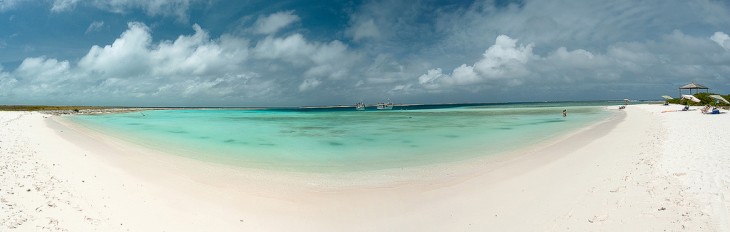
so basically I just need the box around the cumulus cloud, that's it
[0,22,261,105]
[336,0,730,102]
[711,31,730,50]
[253,34,313,62]
[414,28,730,99]
[253,10,300,35]
[0,19,365,105]
[11,57,78,98]
[418,35,533,89]
[5,0,730,105]
[151,26,250,77]
[253,34,360,81]
[417,68,446,89]
[79,22,154,77]
[77,22,252,80]
[15,57,71,81]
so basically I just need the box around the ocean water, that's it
[69,102,616,172]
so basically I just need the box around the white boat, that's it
[376,102,393,110]
[355,102,366,110]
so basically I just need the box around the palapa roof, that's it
[679,82,709,89]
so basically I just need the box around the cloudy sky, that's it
[0,0,729,106]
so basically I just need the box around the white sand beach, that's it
[1,104,727,231]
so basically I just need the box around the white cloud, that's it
[544,47,611,70]
[390,84,413,93]
[102,0,199,21]
[306,40,352,80]
[417,35,533,88]
[0,20,365,105]
[181,73,264,97]
[5,0,730,105]
[348,18,380,41]
[711,31,730,50]
[412,27,730,100]
[51,0,201,21]
[0,0,25,12]
[15,57,71,81]
[254,34,313,62]
[77,22,251,80]
[85,21,105,34]
[472,35,533,78]
[253,11,300,35]
[253,34,360,81]
[0,66,17,97]
[150,24,250,77]
[0,22,262,105]
[417,68,447,89]
[12,57,76,97]
[79,22,153,77]
[51,0,80,12]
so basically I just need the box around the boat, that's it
[376,101,393,110]
[355,102,366,111]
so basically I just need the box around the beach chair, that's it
[701,107,721,114]
[701,106,710,114]
[682,105,690,111]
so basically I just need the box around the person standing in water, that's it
[563,109,567,117]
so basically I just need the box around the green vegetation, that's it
[666,93,730,106]
[0,105,109,111]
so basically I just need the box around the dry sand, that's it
[0,104,725,231]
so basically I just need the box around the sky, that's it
[0,0,730,106]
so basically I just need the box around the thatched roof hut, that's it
[679,82,709,96]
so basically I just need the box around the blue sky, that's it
[1,0,729,106]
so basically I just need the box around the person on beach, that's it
[701,105,711,114]
[562,109,567,117]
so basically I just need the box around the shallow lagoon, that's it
[70,103,615,172]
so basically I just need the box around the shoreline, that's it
[58,105,615,174]
[0,105,720,231]
[51,106,619,189]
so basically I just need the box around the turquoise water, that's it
[69,102,615,172]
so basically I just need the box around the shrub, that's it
[667,93,730,106]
